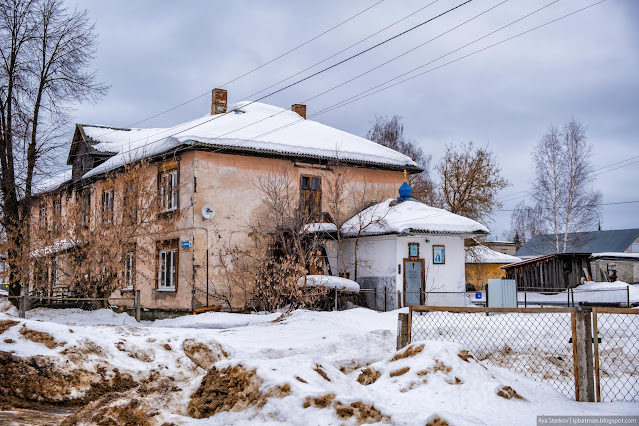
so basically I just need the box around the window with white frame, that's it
[157,241,177,290]
[102,189,114,223]
[159,168,178,212]
[52,198,61,234]
[123,245,135,290]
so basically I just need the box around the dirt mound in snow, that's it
[0,319,19,334]
[182,338,228,370]
[303,394,390,423]
[19,326,61,349]
[63,377,183,425]
[0,350,137,410]
[188,365,264,418]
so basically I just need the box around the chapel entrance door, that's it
[403,259,424,307]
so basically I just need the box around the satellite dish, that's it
[202,204,215,220]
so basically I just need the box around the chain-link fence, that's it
[410,306,577,398]
[593,308,639,402]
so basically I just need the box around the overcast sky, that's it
[64,0,639,238]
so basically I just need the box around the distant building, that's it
[515,229,639,259]
[589,253,639,284]
[465,245,521,291]
[483,241,517,256]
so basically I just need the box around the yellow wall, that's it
[464,263,508,291]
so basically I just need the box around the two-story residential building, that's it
[30,89,419,314]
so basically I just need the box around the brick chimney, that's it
[211,88,227,115]
[292,104,306,119]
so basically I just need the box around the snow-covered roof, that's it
[80,101,418,179]
[341,198,489,237]
[300,275,360,292]
[466,245,521,264]
[303,223,338,234]
[33,169,72,195]
[591,252,639,260]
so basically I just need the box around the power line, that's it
[101,0,386,131]
[76,0,474,163]
[210,0,511,141]
[497,200,639,212]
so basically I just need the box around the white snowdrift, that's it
[300,275,360,292]
[1,307,636,424]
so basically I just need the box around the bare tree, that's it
[436,142,508,224]
[508,201,547,245]
[531,118,601,252]
[0,0,106,297]
[367,115,437,205]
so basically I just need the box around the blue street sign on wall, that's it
[181,241,192,248]
[475,292,482,299]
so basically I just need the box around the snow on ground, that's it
[1,300,637,425]
[518,281,639,305]
[301,275,360,292]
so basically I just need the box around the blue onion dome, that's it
[398,181,412,201]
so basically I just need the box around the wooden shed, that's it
[501,253,593,291]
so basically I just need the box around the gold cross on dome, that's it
[403,169,407,182]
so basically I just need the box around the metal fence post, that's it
[134,290,141,322]
[627,286,630,308]
[572,308,595,402]
[334,288,338,311]
[397,312,409,350]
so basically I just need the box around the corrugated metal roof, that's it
[515,229,639,257]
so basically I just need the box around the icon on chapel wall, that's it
[408,243,419,258]
[433,245,445,264]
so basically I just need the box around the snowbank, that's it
[300,275,360,292]
[0,296,18,316]
[591,252,639,259]
[519,281,639,305]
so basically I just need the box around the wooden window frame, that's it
[156,239,178,292]
[408,242,420,258]
[52,197,61,234]
[102,189,114,224]
[433,245,446,265]
[300,174,322,220]
[123,181,138,225]
[158,161,179,215]
[122,244,136,291]
[80,189,91,227]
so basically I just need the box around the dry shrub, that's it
[3,338,14,344]
[417,360,452,376]
[458,350,475,362]
[426,415,449,426]
[389,367,410,378]
[303,394,335,409]
[0,320,19,334]
[357,368,381,385]
[163,343,171,351]
[188,365,264,419]
[496,386,524,400]
[338,360,362,375]
[314,365,330,382]
[390,344,424,362]
[182,339,227,370]
[19,326,60,349]
[295,376,307,384]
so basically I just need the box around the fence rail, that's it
[408,305,639,403]
[3,290,141,322]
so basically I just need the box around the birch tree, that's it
[531,118,601,252]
